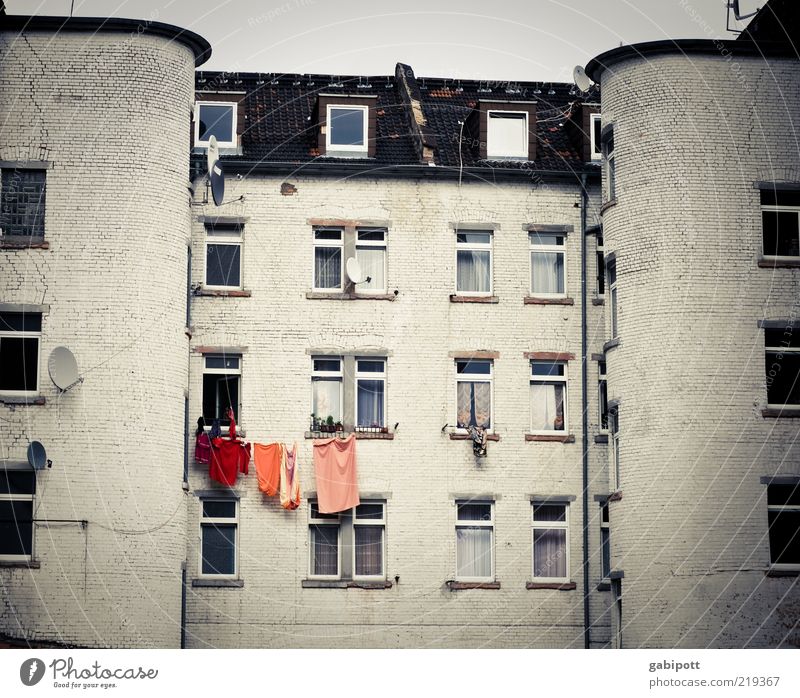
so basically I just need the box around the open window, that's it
[0,312,41,396]
[202,354,241,428]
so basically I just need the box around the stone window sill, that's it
[600,199,618,215]
[450,295,499,304]
[301,579,393,589]
[449,433,500,442]
[0,395,45,406]
[194,288,252,298]
[762,407,800,418]
[524,296,574,305]
[592,297,605,306]
[757,256,800,269]
[608,491,623,502]
[306,291,397,301]
[596,581,611,591]
[526,581,576,590]
[594,434,609,444]
[0,559,40,569]
[525,433,575,443]
[602,337,620,352]
[191,578,244,588]
[446,581,500,590]
[305,430,394,440]
[0,238,49,249]
[765,567,800,577]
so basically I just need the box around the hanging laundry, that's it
[313,433,359,514]
[280,442,301,510]
[209,418,222,441]
[253,442,283,497]
[209,408,250,487]
[195,417,211,464]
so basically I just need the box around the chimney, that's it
[395,62,437,164]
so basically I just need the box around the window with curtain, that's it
[455,359,492,429]
[529,232,565,296]
[205,224,242,289]
[486,110,528,159]
[355,228,387,293]
[532,502,569,580]
[354,502,385,577]
[200,499,238,577]
[313,228,343,290]
[356,358,386,429]
[456,231,492,295]
[309,501,340,577]
[456,501,493,581]
[530,360,567,432]
[311,357,343,423]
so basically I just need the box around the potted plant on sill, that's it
[334,420,344,432]
[325,415,335,433]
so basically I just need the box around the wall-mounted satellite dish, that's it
[48,346,82,391]
[573,65,592,93]
[27,441,49,470]
[206,134,220,174]
[346,257,370,285]
[210,160,225,206]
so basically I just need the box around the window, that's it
[355,228,387,294]
[455,500,494,581]
[767,484,800,567]
[0,312,41,395]
[355,358,386,430]
[610,405,620,491]
[765,327,799,407]
[312,356,343,424]
[532,502,569,581]
[0,468,35,561]
[0,169,46,240]
[455,230,492,296]
[486,110,528,159]
[202,354,241,428]
[602,128,616,201]
[607,258,618,338]
[598,360,608,431]
[308,499,386,580]
[530,360,567,433]
[761,189,800,258]
[455,359,492,430]
[590,113,602,161]
[600,504,611,580]
[529,232,565,296]
[199,498,238,577]
[195,102,237,148]
[313,228,343,291]
[326,105,368,153]
[205,224,242,289]
[596,233,605,296]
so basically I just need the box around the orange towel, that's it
[253,442,283,496]
[280,442,301,511]
[313,434,359,514]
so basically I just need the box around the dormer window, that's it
[327,105,368,152]
[487,110,528,159]
[195,101,237,148]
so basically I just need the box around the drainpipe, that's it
[580,173,590,649]
[180,562,187,649]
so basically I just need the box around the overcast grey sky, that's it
[9,0,761,80]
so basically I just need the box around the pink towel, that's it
[313,434,359,514]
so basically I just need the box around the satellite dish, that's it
[48,346,82,391]
[346,257,366,284]
[27,441,48,470]
[206,135,219,174]
[573,65,592,93]
[210,159,225,206]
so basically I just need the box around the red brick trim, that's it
[446,581,501,590]
[0,239,49,249]
[450,295,499,304]
[526,581,576,590]
[608,491,623,502]
[448,350,499,359]
[523,296,574,305]
[525,434,575,443]
[524,351,575,361]
[194,288,251,297]
[450,433,500,442]
[600,199,618,215]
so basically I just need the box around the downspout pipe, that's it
[580,173,591,649]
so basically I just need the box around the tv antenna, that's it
[727,1,760,32]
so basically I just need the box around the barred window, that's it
[0,169,46,239]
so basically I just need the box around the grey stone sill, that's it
[523,296,574,305]
[526,581,576,590]
[594,434,609,444]
[525,433,575,443]
[765,567,800,577]
[0,395,45,405]
[592,297,605,306]
[608,490,623,502]
[450,295,499,304]
[306,291,397,301]
[301,579,393,589]
[450,433,500,442]
[446,581,501,590]
[597,581,611,591]
[757,256,800,268]
[602,337,620,352]
[0,238,49,249]
[600,199,618,215]
[762,407,800,418]
[194,288,252,297]
[0,559,40,569]
[191,578,244,588]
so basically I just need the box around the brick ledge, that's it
[525,433,575,443]
[450,295,499,304]
[194,288,252,297]
[449,433,500,442]
[524,296,574,305]
[0,239,49,249]
[446,581,500,590]
[762,407,800,418]
[526,581,576,590]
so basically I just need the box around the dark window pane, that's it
[531,361,565,377]
[202,500,236,518]
[606,259,616,285]
[533,503,566,522]
[529,233,564,246]
[457,502,492,521]
[0,470,35,496]
[533,528,567,578]
[329,108,365,146]
[768,484,800,506]
[456,232,491,245]
[202,373,239,425]
[768,510,800,565]
[201,523,236,575]
[593,117,602,154]
[314,229,342,240]
[310,501,339,520]
[355,503,383,520]
[357,379,384,427]
[206,244,241,287]
[357,229,385,242]
[601,504,609,523]
[205,356,239,370]
[356,360,384,373]
[762,211,799,256]
[0,336,38,391]
[0,500,33,556]
[311,525,339,575]
[760,189,800,206]
[456,360,491,375]
[313,358,341,373]
[601,527,611,578]
[0,312,41,332]
[765,352,800,405]
[354,526,383,576]
[597,251,605,294]
[0,169,46,238]
[765,327,799,350]
[198,104,234,143]
[599,379,609,429]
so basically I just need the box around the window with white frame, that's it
[455,359,492,430]
[455,500,494,581]
[767,484,800,568]
[532,501,569,581]
[607,258,618,338]
[486,110,528,159]
[355,228,387,293]
[0,312,41,395]
[765,327,799,407]
[202,354,241,428]
[0,468,35,561]
[761,189,800,258]
[313,228,343,291]
[205,224,242,289]
[309,500,341,578]
[311,356,343,425]
[0,168,46,239]
[455,230,492,296]
[610,404,620,491]
[199,498,238,577]
[195,102,237,148]
[598,360,608,431]
[596,233,605,296]
[530,360,567,433]
[590,113,602,161]
[355,358,386,430]
[326,105,368,153]
[600,503,610,580]
[602,128,616,202]
[530,232,566,296]
[353,502,385,578]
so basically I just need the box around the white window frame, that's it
[767,484,800,571]
[455,499,495,583]
[353,501,386,580]
[312,227,344,292]
[598,360,608,433]
[0,469,35,563]
[529,360,568,434]
[765,330,800,408]
[311,356,344,424]
[202,354,241,431]
[355,228,387,294]
[590,113,602,161]
[761,202,800,261]
[354,358,387,431]
[486,110,528,159]
[326,104,369,154]
[194,101,237,148]
[204,225,243,290]
[198,498,239,579]
[308,502,342,580]
[529,232,567,298]
[596,233,605,297]
[531,501,570,583]
[454,359,494,433]
[610,405,620,491]
[607,258,618,339]
[0,314,41,397]
[600,503,611,581]
[455,230,493,297]
[603,129,616,202]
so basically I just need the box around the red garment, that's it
[195,432,212,464]
[313,434,359,514]
[209,408,250,486]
